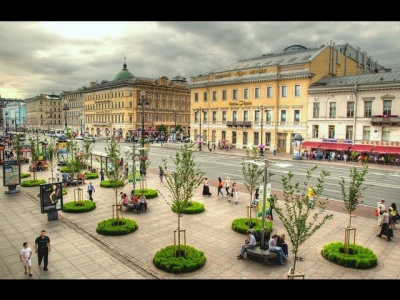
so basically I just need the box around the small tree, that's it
[80,138,95,172]
[241,147,264,222]
[46,139,58,181]
[271,165,333,276]
[160,143,205,257]
[105,136,128,221]
[338,162,368,253]
[15,135,24,162]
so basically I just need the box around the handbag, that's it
[374,209,379,216]
[387,228,394,238]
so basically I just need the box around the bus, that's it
[49,129,63,138]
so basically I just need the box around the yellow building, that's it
[189,43,385,154]
[64,61,191,140]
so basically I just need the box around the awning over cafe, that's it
[349,144,375,153]
[318,143,352,151]
[302,141,322,148]
[371,146,400,155]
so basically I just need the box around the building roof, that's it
[310,71,400,87]
[113,60,134,81]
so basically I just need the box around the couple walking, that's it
[219,176,238,204]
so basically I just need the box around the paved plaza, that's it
[0,145,399,279]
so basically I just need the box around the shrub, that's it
[129,189,158,199]
[153,245,206,274]
[321,242,377,269]
[96,218,138,236]
[99,180,125,188]
[171,201,205,214]
[20,172,31,178]
[84,172,99,179]
[63,200,96,213]
[21,179,46,187]
[231,218,273,234]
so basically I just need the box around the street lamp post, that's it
[5,111,8,135]
[173,109,177,141]
[63,103,70,129]
[198,107,203,151]
[139,91,150,175]
[257,105,265,156]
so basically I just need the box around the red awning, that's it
[302,141,322,148]
[349,144,375,153]
[372,146,400,155]
[318,143,352,151]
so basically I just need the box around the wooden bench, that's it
[66,179,83,186]
[246,246,278,264]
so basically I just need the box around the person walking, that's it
[228,182,239,204]
[217,177,224,197]
[377,199,386,226]
[100,169,105,181]
[20,242,33,276]
[159,166,164,182]
[87,182,95,201]
[377,209,391,241]
[224,177,231,196]
[389,203,398,230]
[35,230,51,271]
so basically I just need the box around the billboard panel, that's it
[40,182,63,214]
[3,161,21,186]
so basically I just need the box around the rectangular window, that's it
[364,101,372,117]
[363,126,370,141]
[244,89,249,100]
[222,111,227,122]
[212,91,217,101]
[222,90,227,101]
[294,85,301,97]
[221,130,226,140]
[195,111,199,122]
[266,133,271,146]
[312,125,319,138]
[382,126,390,142]
[266,87,272,98]
[254,88,260,99]
[294,110,300,123]
[346,125,353,140]
[203,112,208,122]
[203,92,208,102]
[212,111,217,123]
[233,90,238,100]
[243,132,248,145]
[255,110,260,122]
[383,100,392,115]
[232,131,237,144]
[266,110,272,122]
[254,132,259,146]
[313,102,320,118]
[232,111,237,122]
[194,93,199,102]
[243,110,249,122]
[280,110,287,122]
[329,102,336,118]
[347,101,354,117]
[281,86,287,98]
[328,125,335,139]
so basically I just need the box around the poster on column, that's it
[40,182,63,213]
[258,183,272,218]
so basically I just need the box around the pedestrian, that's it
[217,176,224,197]
[159,166,164,182]
[343,153,348,164]
[20,242,33,276]
[100,169,105,181]
[228,182,239,204]
[273,145,277,155]
[377,199,386,226]
[35,230,51,271]
[56,168,60,182]
[377,209,391,241]
[224,177,231,196]
[308,185,315,208]
[87,182,95,201]
[61,171,68,188]
[202,178,212,196]
[237,229,256,259]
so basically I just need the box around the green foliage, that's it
[65,141,82,181]
[84,173,99,179]
[231,218,273,234]
[133,189,158,199]
[171,201,205,214]
[45,139,57,181]
[272,165,333,273]
[80,138,94,170]
[321,242,377,269]
[159,143,205,257]
[338,163,369,227]
[21,179,46,187]
[241,148,264,208]
[153,245,206,274]
[99,180,125,188]
[62,200,96,213]
[60,166,79,173]
[96,218,138,236]
[20,172,31,178]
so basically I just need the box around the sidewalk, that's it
[0,145,399,279]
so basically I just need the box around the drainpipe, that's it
[353,83,358,145]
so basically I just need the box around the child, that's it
[20,242,33,276]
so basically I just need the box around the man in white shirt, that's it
[237,230,256,259]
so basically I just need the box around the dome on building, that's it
[113,59,134,80]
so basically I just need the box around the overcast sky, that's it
[1,21,399,99]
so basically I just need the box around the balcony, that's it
[226,121,252,128]
[371,115,400,126]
